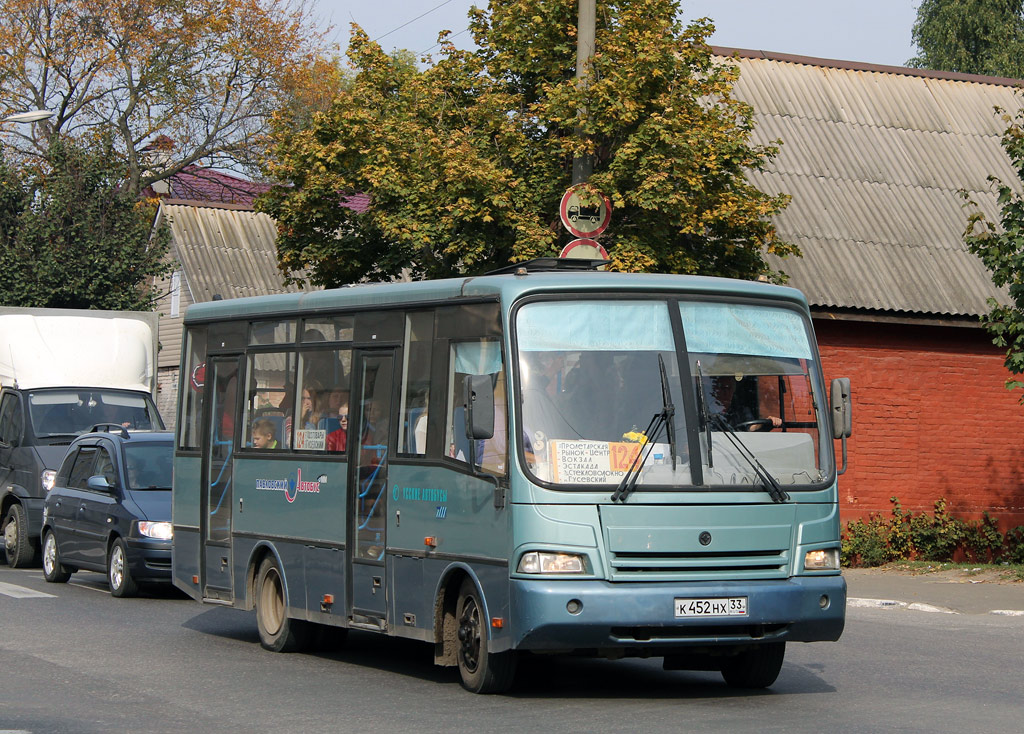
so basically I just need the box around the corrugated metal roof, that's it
[718,49,1022,318]
[159,200,310,304]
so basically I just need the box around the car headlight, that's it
[517,551,585,574]
[804,548,839,571]
[137,521,173,540]
[41,470,56,493]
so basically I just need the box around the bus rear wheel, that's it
[455,577,517,694]
[255,556,311,653]
[720,642,786,688]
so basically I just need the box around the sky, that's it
[313,1,921,68]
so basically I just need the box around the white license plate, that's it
[674,596,748,618]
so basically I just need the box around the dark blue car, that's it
[40,426,173,597]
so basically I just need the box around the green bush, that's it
[841,497,1021,567]
[1000,526,1024,564]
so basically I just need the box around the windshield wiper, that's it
[694,360,713,468]
[657,355,677,472]
[709,414,789,503]
[612,362,675,503]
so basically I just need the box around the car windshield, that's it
[514,298,831,490]
[124,442,173,490]
[28,389,164,437]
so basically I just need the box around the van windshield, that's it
[28,389,164,437]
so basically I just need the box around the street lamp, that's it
[1,109,54,124]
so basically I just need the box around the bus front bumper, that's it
[507,575,846,652]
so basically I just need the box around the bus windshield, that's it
[515,298,830,490]
[517,300,690,488]
[682,301,828,487]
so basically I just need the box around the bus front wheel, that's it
[720,641,786,688]
[455,577,517,693]
[255,556,311,653]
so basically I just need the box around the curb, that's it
[849,597,1024,616]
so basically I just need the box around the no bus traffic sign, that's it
[559,184,611,238]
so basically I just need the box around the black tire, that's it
[3,503,38,568]
[41,530,72,583]
[455,577,517,694]
[108,538,139,598]
[720,642,786,689]
[255,556,311,653]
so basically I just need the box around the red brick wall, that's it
[814,318,1024,531]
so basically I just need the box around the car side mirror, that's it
[86,475,114,492]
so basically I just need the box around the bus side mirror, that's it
[463,374,494,440]
[830,378,852,439]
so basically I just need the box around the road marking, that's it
[0,580,56,599]
[848,597,906,608]
[990,609,1024,616]
[68,581,109,594]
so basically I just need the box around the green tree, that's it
[964,106,1024,398]
[908,0,1024,77]
[0,135,171,310]
[259,0,794,286]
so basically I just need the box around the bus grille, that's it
[608,549,789,581]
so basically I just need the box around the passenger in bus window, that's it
[326,394,349,453]
[299,381,323,429]
[252,419,280,449]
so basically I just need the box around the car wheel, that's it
[42,530,72,583]
[108,538,138,598]
[720,642,786,689]
[455,577,517,693]
[3,503,38,568]
[255,556,311,652]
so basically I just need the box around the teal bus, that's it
[172,259,850,693]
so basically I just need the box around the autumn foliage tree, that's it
[0,0,341,196]
[259,0,794,285]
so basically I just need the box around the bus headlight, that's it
[804,548,839,571]
[41,470,56,493]
[137,521,173,540]
[517,551,585,574]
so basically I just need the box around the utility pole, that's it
[572,0,596,185]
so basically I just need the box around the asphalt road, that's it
[1,566,1021,734]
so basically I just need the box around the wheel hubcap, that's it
[110,546,124,589]
[43,536,56,574]
[458,597,481,673]
[260,568,284,635]
[4,520,16,551]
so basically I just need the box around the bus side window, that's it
[446,340,507,476]
[400,311,433,456]
[243,351,296,449]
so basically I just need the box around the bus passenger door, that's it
[200,356,240,601]
[348,350,394,627]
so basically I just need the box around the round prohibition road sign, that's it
[559,184,611,238]
[559,238,609,261]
